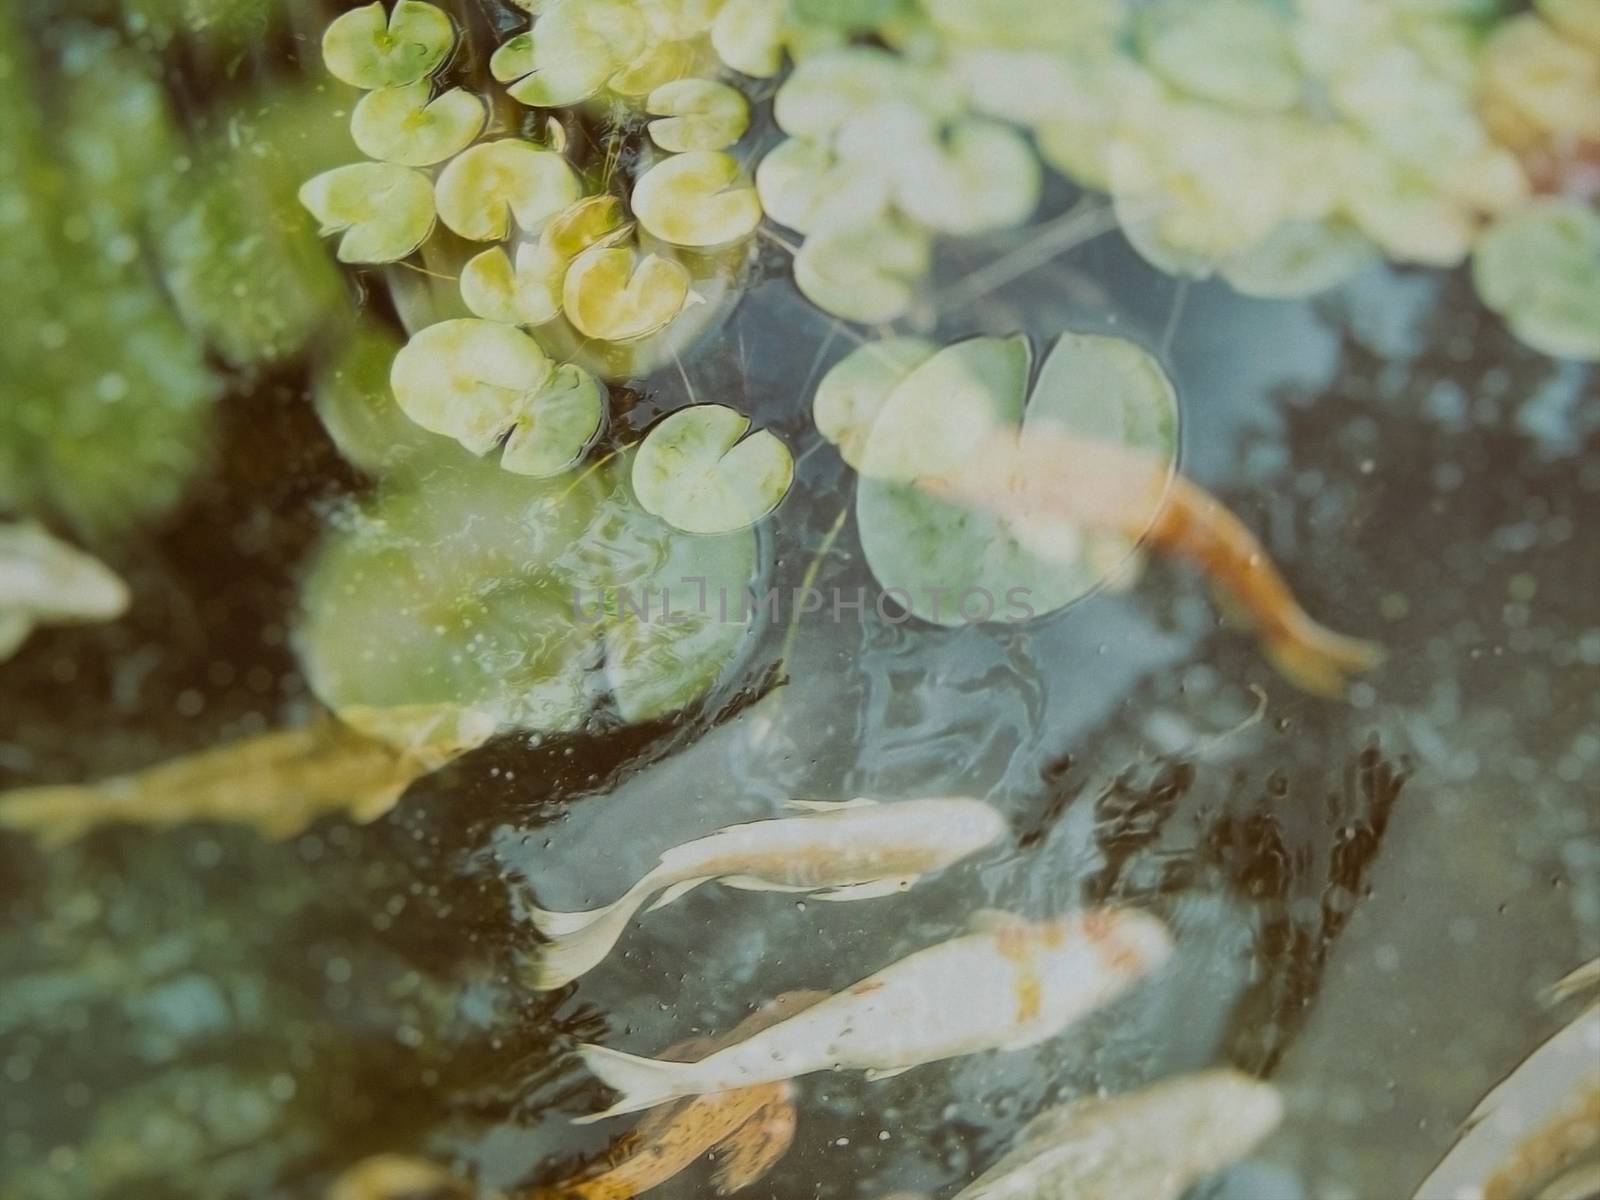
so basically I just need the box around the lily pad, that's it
[754,136,891,235]
[632,151,762,247]
[855,332,1179,625]
[298,162,435,263]
[322,0,455,90]
[773,46,955,139]
[793,215,929,324]
[489,2,645,107]
[1138,0,1301,114]
[350,82,485,166]
[609,38,703,97]
[296,454,758,737]
[813,337,936,469]
[1219,219,1377,299]
[435,140,581,241]
[646,79,751,152]
[563,238,692,342]
[460,244,566,327]
[711,0,787,77]
[1473,198,1600,361]
[632,404,794,534]
[890,118,1040,236]
[312,324,444,475]
[390,318,554,456]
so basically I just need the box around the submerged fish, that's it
[952,1068,1283,1200]
[0,706,491,845]
[326,1154,478,1200]
[575,907,1172,1123]
[926,430,1384,697]
[527,796,1006,990]
[0,519,129,661]
[538,991,825,1198]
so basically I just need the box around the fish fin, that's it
[810,876,920,902]
[967,908,1027,935]
[1543,958,1600,1007]
[865,1066,914,1082]
[785,797,878,812]
[525,875,665,990]
[719,876,815,893]
[1263,624,1384,699]
[644,875,713,912]
[0,613,34,662]
[712,1099,796,1193]
[573,1045,694,1124]
[0,783,118,848]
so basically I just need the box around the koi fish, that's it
[0,706,491,845]
[326,1154,478,1200]
[537,991,825,1198]
[574,907,1172,1123]
[0,519,129,661]
[1414,963,1600,1200]
[952,1068,1283,1200]
[926,429,1383,697]
[527,796,1006,990]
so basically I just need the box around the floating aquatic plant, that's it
[631,405,794,535]
[321,0,456,90]
[298,162,437,263]
[645,78,751,152]
[562,238,694,342]
[1473,199,1600,363]
[845,332,1177,625]
[632,151,763,247]
[389,319,605,476]
[296,452,758,741]
[349,80,485,167]
[434,140,581,243]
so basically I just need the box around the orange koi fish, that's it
[536,992,824,1198]
[927,429,1383,697]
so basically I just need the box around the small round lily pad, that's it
[435,140,581,241]
[773,46,955,139]
[390,318,554,455]
[1220,219,1377,299]
[490,2,645,107]
[794,215,929,324]
[460,244,566,327]
[609,38,702,97]
[632,404,793,534]
[563,238,692,342]
[755,136,890,235]
[298,162,436,263]
[646,79,751,152]
[322,0,455,90]
[855,332,1179,626]
[1473,198,1600,361]
[632,151,761,247]
[813,337,936,469]
[711,0,787,77]
[350,82,485,166]
[501,363,608,477]
[891,118,1040,236]
[1138,0,1301,114]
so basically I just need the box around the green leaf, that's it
[562,238,692,342]
[813,337,937,470]
[1473,198,1600,362]
[646,78,751,152]
[299,161,437,263]
[434,139,581,242]
[793,214,929,324]
[321,0,455,90]
[389,318,555,456]
[350,82,485,166]
[631,404,793,534]
[855,333,1179,626]
[631,150,762,248]
[311,324,446,475]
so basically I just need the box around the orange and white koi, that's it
[575,908,1172,1123]
[952,1068,1283,1200]
[537,992,824,1198]
[528,796,1006,990]
[927,429,1383,696]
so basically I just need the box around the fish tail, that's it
[572,1045,696,1124]
[1263,619,1386,699]
[0,784,116,848]
[525,872,672,991]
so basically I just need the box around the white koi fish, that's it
[0,520,129,661]
[574,907,1172,1123]
[953,1068,1283,1200]
[528,796,1006,990]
